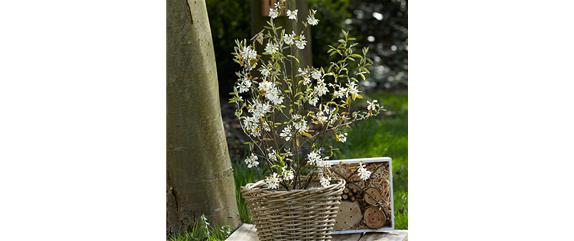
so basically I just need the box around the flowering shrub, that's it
[229,0,381,190]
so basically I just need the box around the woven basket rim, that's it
[241,178,345,197]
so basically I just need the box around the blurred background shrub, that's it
[206,0,251,96]
[206,0,407,96]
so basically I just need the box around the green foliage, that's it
[167,214,231,241]
[393,190,408,230]
[206,0,251,96]
[309,0,351,69]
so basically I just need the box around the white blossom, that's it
[258,81,274,94]
[274,2,281,9]
[248,99,271,119]
[269,8,279,19]
[259,81,284,106]
[357,161,372,180]
[293,116,307,132]
[282,167,294,180]
[348,82,359,97]
[265,42,278,55]
[315,82,328,96]
[306,150,323,166]
[265,172,279,189]
[237,77,251,93]
[283,148,293,157]
[334,90,344,99]
[259,67,271,77]
[245,153,259,168]
[295,35,306,49]
[318,160,331,168]
[317,111,327,123]
[367,100,378,111]
[280,125,292,141]
[309,97,319,106]
[268,149,278,162]
[320,175,331,187]
[307,9,319,26]
[269,91,284,105]
[337,133,348,143]
[240,45,257,62]
[303,76,311,85]
[287,9,298,20]
[283,31,295,45]
[243,116,261,137]
[311,69,322,80]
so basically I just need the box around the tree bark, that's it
[167,0,241,236]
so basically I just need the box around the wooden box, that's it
[327,157,395,234]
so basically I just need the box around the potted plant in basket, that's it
[229,0,382,240]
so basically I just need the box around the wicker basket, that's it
[240,178,345,241]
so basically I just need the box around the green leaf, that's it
[287,55,300,63]
[301,132,312,138]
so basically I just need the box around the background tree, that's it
[166,0,241,236]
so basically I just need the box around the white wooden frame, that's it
[327,157,394,234]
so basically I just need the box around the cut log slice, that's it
[364,206,386,229]
[334,201,362,231]
[364,187,381,206]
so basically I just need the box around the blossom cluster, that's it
[357,161,372,180]
[230,0,380,190]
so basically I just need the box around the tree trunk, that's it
[166,0,241,236]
